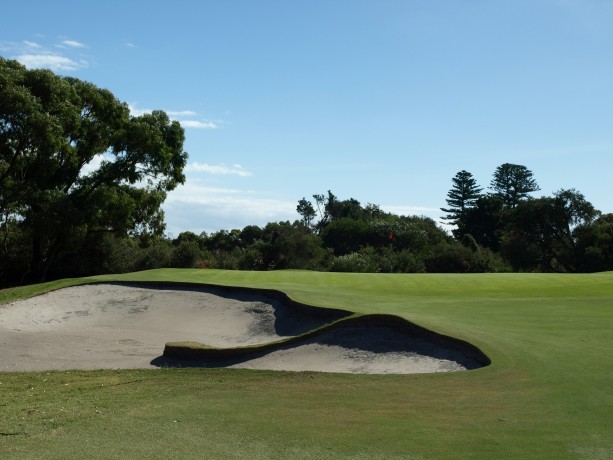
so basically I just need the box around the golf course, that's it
[1,269,612,459]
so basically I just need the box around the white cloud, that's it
[125,42,136,48]
[16,53,85,72]
[60,40,87,48]
[128,104,218,129]
[23,40,42,49]
[178,120,218,129]
[127,104,151,117]
[185,162,253,177]
[4,37,89,72]
[381,205,440,216]
[166,110,197,117]
[163,181,298,234]
[79,154,107,177]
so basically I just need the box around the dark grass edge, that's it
[163,313,491,367]
[1,278,491,369]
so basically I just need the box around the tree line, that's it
[441,165,612,272]
[1,56,612,288]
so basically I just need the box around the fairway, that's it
[1,269,612,459]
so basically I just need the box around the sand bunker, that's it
[0,283,488,374]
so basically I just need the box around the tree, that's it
[0,57,187,283]
[312,191,364,232]
[490,163,540,208]
[441,170,482,237]
[575,214,613,272]
[462,195,506,251]
[500,189,598,272]
[296,198,316,231]
[321,217,370,255]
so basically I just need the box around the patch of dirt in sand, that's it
[0,284,488,374]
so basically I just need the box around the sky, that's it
[2,0,613,236]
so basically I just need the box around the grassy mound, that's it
[162,310,490,371]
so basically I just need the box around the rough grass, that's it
[1,269,612,459]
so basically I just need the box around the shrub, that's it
[330,252,378,273]
[171,241,201,268]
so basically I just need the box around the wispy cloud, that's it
[16,53,86,72]
[2,37,89,72]
[23,40,42,49]
[128,104,219,129]
[127,104,151,117]
[163,181,297,234]
[179,120,218,129]
[185,162,253,177]
[381,205,440,216]
[59,39,87,48]
[166,110,198,117]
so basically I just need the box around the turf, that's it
[1,269,612,459]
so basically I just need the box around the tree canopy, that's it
[490,163,540,208]
[0,57,187,282]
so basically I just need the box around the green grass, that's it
[1,269,612,459]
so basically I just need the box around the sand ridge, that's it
[0,283,488,374]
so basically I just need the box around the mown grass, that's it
[1,269,612,459]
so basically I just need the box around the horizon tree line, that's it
[1,56,611,287]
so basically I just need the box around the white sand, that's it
[0,284,484,374]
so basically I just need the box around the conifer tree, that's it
[490,163,540,208]
[441,170,483,236]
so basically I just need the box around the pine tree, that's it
[441,170,483,233]
[490,163,540,208]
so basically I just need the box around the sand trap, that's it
[0,283,488,374]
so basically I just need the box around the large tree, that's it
[574,213,613,272]
[441,170,483,237]
[490,163,540,208]
[501,189,598,272]
[0,57,187,282]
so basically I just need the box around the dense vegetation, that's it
[0,57,187,287]
[1,57,612,287]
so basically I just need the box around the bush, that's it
[425,244,474,273]
[171,241,201,268]
[135,240,172,270]
[330,252,378,273]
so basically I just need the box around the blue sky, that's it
[2,0,613,236]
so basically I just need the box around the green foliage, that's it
[321,217,370,255]
[501,189,599,272]
[441,170,483,234]
[239,225,263,247]
[171,241,201,268]
[462,195,506,251]
[296,198,316,230]
[460,233,479,252]
[134,239,172,270]
[259,221,329,270]
[424,243,475,273]
[0,57,187,283]
[575,214,613,272]
[490,163,540,208]
[330,251,378,273]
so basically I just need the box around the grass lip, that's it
[157,282,491,372]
